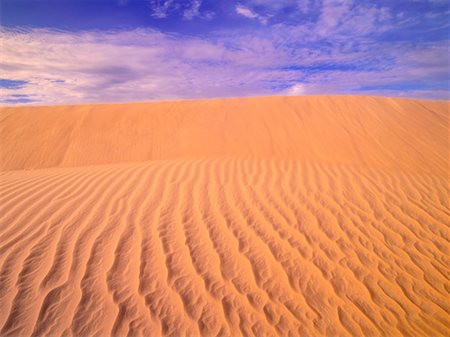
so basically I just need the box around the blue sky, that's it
[1,0,449,105]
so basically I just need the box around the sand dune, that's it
[0,96,449,337]
[1,96,448,176]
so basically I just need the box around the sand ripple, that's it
[0,158,448,337]
[1,96,448,336]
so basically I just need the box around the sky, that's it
[0,0,449,105]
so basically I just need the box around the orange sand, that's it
[0,96,449,337]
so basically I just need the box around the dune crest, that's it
[1,96,448,175]
[0,96,449,337]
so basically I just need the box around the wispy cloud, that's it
[235,4,268,24]
[183,0,201,20]
[149,0,175,18]
[149,0,209,20]
[285,83,307,96]
[0,27,281,104]
[1,0,448,105]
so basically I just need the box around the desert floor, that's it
[0,96,449,337]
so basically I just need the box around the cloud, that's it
[183,0,201,20]
[149,0,210,20]
[285,83,307,95]
[235,4,268,24]
[149,0,175,18]
[314,0,393,38]
[235,5,258,19]
[0,27,287,105]
[1,1,448,105]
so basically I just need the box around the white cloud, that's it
[236,5,268,24]
[236,5,258,19]
[1,5,448,106]
[183,0,202,20]
[149,0,175,18]
[285,83,307,95]
[0,28,288,105]
[149,0,210,20]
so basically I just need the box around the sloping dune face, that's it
[0,96,449,337]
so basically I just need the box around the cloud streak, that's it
[235,4,268,24]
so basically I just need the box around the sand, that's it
[0,95,448,337]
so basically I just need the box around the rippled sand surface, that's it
[0,96,448,337]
